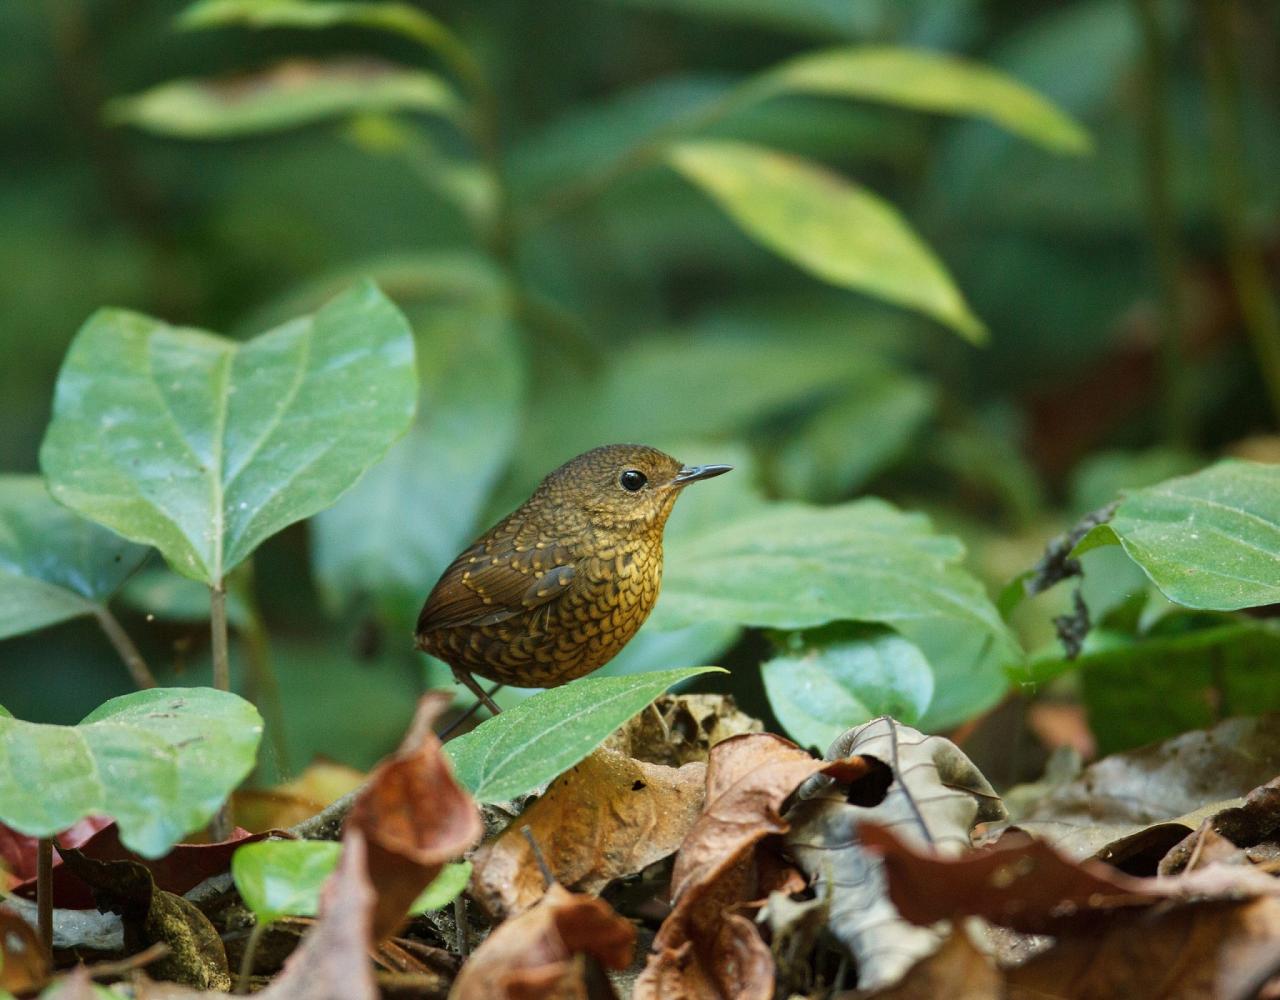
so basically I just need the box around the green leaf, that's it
[650,499,1020,728]
[180,0,467,65]
[589,0,865,39]
[0,688,262,857]
[40,281,417,585]
[313,273,523,627]
[109,59,460,140]
[233,839,470,922]
[755,46,1090,155]
[763,626,934,751]
[0,476,149,639]
[445,667,724,802]
[1075,460,1280,612]
[667,140,985,341]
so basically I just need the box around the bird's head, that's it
[538,443,732,532]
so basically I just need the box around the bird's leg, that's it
[437,682,504,740]
[452,669,504,715]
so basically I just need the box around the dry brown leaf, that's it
[633,732,870,1000]
[346,692,483,940]
[1013,715,1280,859]
[234,761,365,832]
[785,717,1005,991]
[1160,777,1280,876]
[471,747,706,918]
[0,906,48,993]
[449,883,635,1000]
[604,694,763,766]
[1006,897,1280,1000]
[848,929,1002,1000]
[58,848,230,991]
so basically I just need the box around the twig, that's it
[83,942,169,980]
[37,837,54,964]
[92,605,157,690]
[1203,0,1280,423]
[453,896,468,960]
[521,826,554,889]
[210,581,231,692]
[236,919,271,993]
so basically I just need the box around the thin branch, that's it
[1203,0,1280,423]
[210,581,231,692]
[92,605,157,690]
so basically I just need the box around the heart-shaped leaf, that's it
[41,281,417,585]
[445,667,725,803]
[313,270,524,626]
[668,140,984,341]
[1076,460,1280,611]
[651,499,1020,728]
[763,626,935,750]
[232,839,470,924]
[0,476,149,640]
[0,688,262,858]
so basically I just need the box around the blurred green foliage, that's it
[4,0,1280,781]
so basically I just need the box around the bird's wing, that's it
[416,526,577,633]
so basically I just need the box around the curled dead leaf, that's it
[471,747,706,918]
[58,848,230,991]
[784,717,1004,991]
[634,732,869,1000]
[1160,777,1280,876]
[346,692,483,940]
[449,883,634,1000]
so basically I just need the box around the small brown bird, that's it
[415,444,731,713]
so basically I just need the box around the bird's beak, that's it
[671,464,733,487]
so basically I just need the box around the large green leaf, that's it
[0,688,262,857]
[667,140,985,341]
[0,476,149,639]
[755,47,1090,154]
[445,667,724,802]
[650,499,1021,728]
[312,280,523,627]
[40,282,417,585]
[233,839,469,922]
[109,59,459,140]
[1076,460,1280,611]
[763,626,934,751]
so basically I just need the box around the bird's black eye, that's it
[619,469,647,492]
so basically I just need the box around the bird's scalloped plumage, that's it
[415,444,717,687]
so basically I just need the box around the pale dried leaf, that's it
[785,716,1004,991]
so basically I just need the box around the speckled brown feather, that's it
[415,444,719,688]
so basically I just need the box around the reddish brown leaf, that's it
[0,907,48,994]
[471,748,706,918]
[1,815,113,887]
[449,883,635,1000]
[10,823,281,908]
[1006,897,1280,1000]
[861,822,1280,936]
[345,692,483,940]
[634,733,869,1000]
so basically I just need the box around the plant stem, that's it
[1131,0,1192,447]
[229,562,292,776]
[236,919,270,993]
[93,605,157,690]
[37,836,53,963]
[210,581,231,692]
[1203,0,1280,423]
